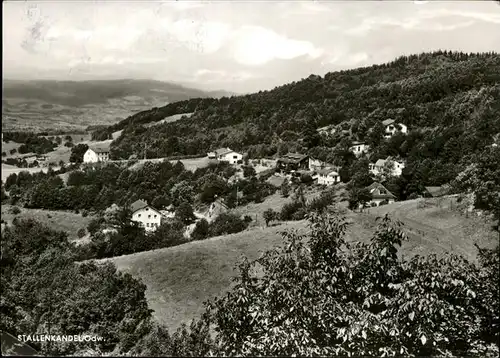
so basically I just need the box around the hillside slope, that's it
[106,51,500,187]
[2,79,232,133]
[103,197,497,331]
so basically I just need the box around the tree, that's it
[367,121,385,147]
[171,181,195,207]
[175,202,196,225]
[69,143,89,163]
[280,178,291,198]
[453,146,500,236]
[191,219,210,241]
[242,165,256,178]
[348,187,372,210]
[205,212,499,356]
[263,208,278,227]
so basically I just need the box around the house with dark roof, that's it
[382,119,408,138]
[207,147,243,164]
[83,143,111,163]
[366,182,396,206]
[424,184,452,198]
[130,199,163,232]
[276,153,309,173]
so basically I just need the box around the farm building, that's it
[382,119,408,138]
[130,199,163,232]
[83,144,110,163]
[366,182,396,206]
[316,169,341,186]
[277,153,309,173]
[207,148,243,164]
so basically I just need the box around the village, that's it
[67,117,450,236]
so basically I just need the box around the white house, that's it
[365,182,396,207]
[83,145,110,163]
[382,119,408,138]
[369,158,405,177]
[316,169,341,186]
[309,157,329,171]
[130,199,163,232]
[207,148,243,165]
[350,141,370,156]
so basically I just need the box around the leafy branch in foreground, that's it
[204,212,499,357]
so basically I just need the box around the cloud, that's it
[231,25,324,66]
[160,19,231,54]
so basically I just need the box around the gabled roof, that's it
[279,153,309,163]
[88,143,110,153]
[382,119,395,127]
[130,199,149,213]
[366,182,396,199]
[425,185,451,197]
[374,159,386,167]
[214,148,234,156]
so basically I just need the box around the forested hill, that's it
[103,51,500,185]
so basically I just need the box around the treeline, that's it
[100,51,499,188]
[3,160,276,213]
[2,131,58,154]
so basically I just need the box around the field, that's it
[1,164,61,182]
[100,196,498,331]
[1,205,93,241]
[144,113,193,128]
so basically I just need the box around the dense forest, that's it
[95,51,499,190]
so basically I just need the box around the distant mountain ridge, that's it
[1,79,233,133]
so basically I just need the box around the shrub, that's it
[209,213,249,237]
[280,200,304,221]
[81,210,89,217]
[263,208,278,227]
[192,219,210,241]
[77,228,86,238]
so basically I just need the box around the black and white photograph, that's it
[1,0,499,356]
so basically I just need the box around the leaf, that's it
[409,311,415,321]
[361,330,367,339]
[421,334,427,345]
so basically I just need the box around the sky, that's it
[3,0,500,94]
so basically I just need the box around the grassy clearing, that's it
[1,205,93,241]
[1,165,61,183]
[101,196,497,331]
[102,220,307,331]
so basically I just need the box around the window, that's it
[146,208,149,211]
[233,155,237,159]
[138,214,141,217]
[154,215,157,218]
[148,215,151,219]
[146,223,150,227]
